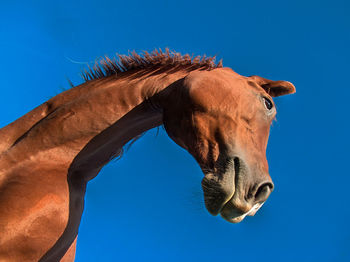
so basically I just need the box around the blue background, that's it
[1,1,349,261]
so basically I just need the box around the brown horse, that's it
[0,49,295,261]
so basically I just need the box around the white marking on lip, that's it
[231,202,265,222]
[221,202,266,223]
[246,202,264,216]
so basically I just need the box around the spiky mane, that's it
[81,48,223,81]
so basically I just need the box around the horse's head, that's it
[161,67,295,223]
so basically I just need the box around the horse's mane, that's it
[81,48,223,82]
[80,48,222,162]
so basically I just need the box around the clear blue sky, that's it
[1,1,349,261]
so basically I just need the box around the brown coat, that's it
[0,49,295,261]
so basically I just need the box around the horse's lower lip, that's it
[220,214,246,223]
[220,202,265,223]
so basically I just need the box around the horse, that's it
[0,49,295,261]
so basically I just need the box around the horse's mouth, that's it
[220,202,264,223]
[201,158,272,223]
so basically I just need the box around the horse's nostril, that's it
[254,182,274,203]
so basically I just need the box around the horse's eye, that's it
[263,97,273,110]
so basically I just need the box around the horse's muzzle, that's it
[201,155,274,223]
[220,181,274,223]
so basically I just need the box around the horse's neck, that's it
[0,79,108,154]
[0,70,187,176]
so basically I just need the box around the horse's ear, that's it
[249,75,296,97]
